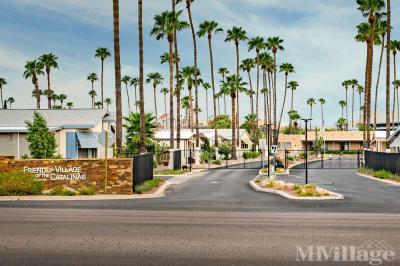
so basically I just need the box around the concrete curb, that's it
[357,172,400,187]
[154,169,206,177]
[249,178,344,201]
[258,168,289,176]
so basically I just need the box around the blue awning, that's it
[76,131,101,149]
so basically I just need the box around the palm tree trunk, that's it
[46,70,51,109]
[277,73,288,138]
[138,0,146,153]
[205,89,209,123]
[345,88,348,130]
[231,93,237,160]
[393,52,397,129]
[189,87,193,130]
[321,104,324,128]
[256,50,260,123]
[247,70,254,114]
[310,106,313,130]
[125,83,131,113]
[268,71,272,128]
[352,86,355,128]
[0,89,3,108]
[273,52,277,144]
[366,16,376,148]
[386,0,391,143]
[172,0,181,149]
[135,85,138,113]
[168,37,175,149]
[235,42,240,147]
[374,35,385,130]
[363,42,369,147]
[397,88,399,125]
[34,79,40,109]
[101,59,104,108]
[289,89,294,128]
[113,0,122,154]
[208,33,218,145]
[153,85,158,122]
[359,92,362,123]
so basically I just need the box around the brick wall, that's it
[0,157,133,195]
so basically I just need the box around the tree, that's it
[38,53,59,109]
[288,81,299,126]
[248,36,265,123]
[0,78,7,109]
[124,112,157,154]
[393,80,400,125]
[95,47,111,108]
[138,0,145,153]
[105,98,112,111]
[349,79,359,128]
[180,66,197,129]
[161,87,169,127]
[357,85,365,122]
[319,98,326,129]
[339,100,347,120]
[267,36,284,141]
[225,26,248,147]
[66,102,73,109]
[208,115,231,129]
[51,93,59,107]
[288,110,301,134]
[23,60,44,109]
[87,73,98,96]
[240,58,255,114]
[202,82,211,123]
[198,20,223,146]
[246,89,255,115]
[58,94,67,108]
[89,90,97,108]
[337,117,347,131]
[386,0,391,142]
[306,98,316,130]
[181,95,190,128]
[146,72,164,123]
[121,75,132,113]
[151,10,189,149]
[277,63,295,138]
[130,77,139,113]
[218,67,229,115]
[95,101,103,109]
[341,80,352,126]
[390,40,400,129]
[25,112,57,159]
[7,97,15,109]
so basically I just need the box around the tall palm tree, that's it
[0,78,7,108]
[337,117,347,131]
[58,94,67,108]
[151,10,189,148]
[357,0,385,148]
[66,102,73,109]
[38,53,58,109]
[288,110,301,134]
[87,73,98,95]
[306,98,316,130]
[240,58,255,114]
[394,80,400,125]
[138,0,146,153]
[221,74,247,159]
[180,66,196,129]
[202,82,211,123]
[246,89,255,115]
[161,87,169,128]
[51,93,59,107]
[7,97,15,109]
[23,60,44,109]
[248,36,265,123]
[386,0,391,141]
[277,63,295,136]
[146,72,164,123]
[198,20,223,146]
[95,47,111,108]
[341,80,352,126]
[339,100,347,118]
[349,79,359,128]
[319,98,326,128]
[95,101,103,109]
[225,26,248,146]
[89,90,97,108]
[181,95,190,128]
[267,36,284,140]
[390,40,400,129]
[105,98,112,111]
[130,77,139,113]
[218,67,229,115]
[121,75,132,113]
[357,85,365,123]
[288,80,299,127]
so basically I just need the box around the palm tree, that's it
[122,75,132,113]
[105,98,112,111]
[337,117,347,131]
[339,100,347,119]
[225,26,248,146]
[95,101,103,109]
[38,53,58,109]
[51,93,59,107]
[151,10,189,148]
[240,58,255,114]
[357,85,365,122]
[218,67,229,115]
[0,78,7,108]
[221,74,247,159]
[390,40,400,129]
[267,36,284,140]
[277,63,295,136]
[23,60,44,109]
[306,98,316,130]
[202,82,211,123]
[89,90,97,108]
[138,0,145,153]
[87,73,98,94]
[161,87,169,125]
[319,98,326,128]
[124,112,157,153]
[181,95,190,128]
[146,72,164,123]
[246,89,255,115]
[288,81,299,126]
[348,79,359,128]
[58,94,67,108]
[288,110,301,134]
[248,36,265,123]
[198,20,223,146]
[95,47,111,108]
[393,80,400,125]
[341,80,352,126]
[130,77,139,113]
[357,0,385,148]
[386,0,391,141]
[180,66,196,129]
[66,102,74,109]
[7,97,14,109]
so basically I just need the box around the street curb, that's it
[357,172,400,187]
[249,178,344,201]
[154,169,206,177]
[258,168,289,176]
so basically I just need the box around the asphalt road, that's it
[1,163,400,265]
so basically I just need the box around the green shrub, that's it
[212,160,222,165]
[78,187,96,195]
[49,188,77,196]
[0,172,43,196]
[21,154,29,159]
[134,178,163,194]
[155,170,188,175]
[374,170,392,179]
[218,141,231,160]
[243,151,260,159]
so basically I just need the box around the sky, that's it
[0,0,399,127]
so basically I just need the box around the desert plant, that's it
[0,172,43,196]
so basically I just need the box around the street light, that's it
[263,123,271,179]
[301,118,312,185]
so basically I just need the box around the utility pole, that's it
[301,119,312,184]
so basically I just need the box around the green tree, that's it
[341,80,352,125]
[306,98,316,130]
[319,98,326,128]
[121,75,132,113]
[240,58,255,114]
[95,101,103,109]
[277,63,295,136]
[208,115,232,129]
[218,67,229,115]
[180,66,197,129]
[288,110,301,134]
[23,60,44,109]
[66,102,73,109]
[105,98,112,111]
[95,47,111,108]
[339,100,347,118]
[25,112,57,159]
[58,94,67,108]
[0,78,7,108]
[51,93,59,107]
[357,85,365,123]
[124,113,157,153]
[181,95,190,128]
[146,72,164,123]
[202,82,211,123]
[38,53,59,109]
[350,79,359,128]
[337,117,347,131]
[88,90,97,108]
[130,77,139,113]
[7,97,15,109]
[161,87,169,124]
[288,81,299,127]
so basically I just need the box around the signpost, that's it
[98,130,114,194]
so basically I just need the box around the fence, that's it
[288,149,361,169]
[364,150,400,174]
[133,153,153,191]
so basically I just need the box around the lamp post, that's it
[264,123,271,179]
[301,118,312,184]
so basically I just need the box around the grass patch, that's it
[155,170,189,175]
[0,171,43,196]
[359,167,400,182]
[78,187,96,195]
[49,188,77,196]
[134,178,164,194]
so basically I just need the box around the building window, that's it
[241,142,249,149]
[340,142,350,151]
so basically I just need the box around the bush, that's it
[0,172,43,196]
[134,178,163,194]
[374,169,392,179]
[78,187,96,195]
[212,160,222,165]
[218,141,231,160]
[243,151,260,159]
[49,188,77,196]
[155,170,188,175]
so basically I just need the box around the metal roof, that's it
[77,131,102,149]
[0,109,112,131]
